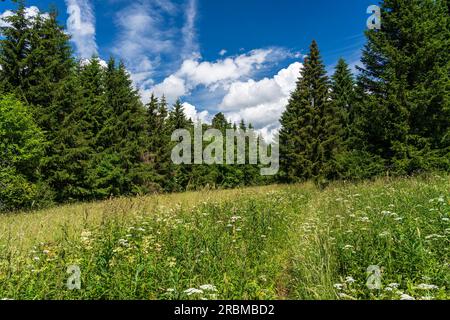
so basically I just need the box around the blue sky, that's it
[1,0,375,139]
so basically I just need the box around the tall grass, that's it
[0,175,448,300]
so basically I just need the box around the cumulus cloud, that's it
[222,62,302,141]
[146,48,291,104]
[0,6,48,28]
[182,102,211,123]
[150,75,188,104]
[65,0,97,58]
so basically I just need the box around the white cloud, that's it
[145,48,290,104]
[65,0,97,58]
[221,62,302,141]
[182,102,211,123]
[110,0,186,94]
[181,0,199,59]
[150,75,188,104]
[219,49,227,56]
[80,57,108,68]
[0,6,49,28]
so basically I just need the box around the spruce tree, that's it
[279,40,338,183]
[356,0,450,173]
[46,70,93,201]
[91,59,152,197]
[331,58,354,144]
[0,0,31,101]
[167,99,192,191]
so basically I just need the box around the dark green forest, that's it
[0,0,449,212]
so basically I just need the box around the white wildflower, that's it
[379,231,390,237]
[425,234,445,240]
[416,284,439,290]
[199,284,217,292]
[333,283,344,290]
[230,216,242,223]
[400,294,415,300]
[184,288,204,295]
[345,276,355,284]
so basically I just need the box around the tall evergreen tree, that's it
[46,69,92,201]
[167,99,193,190]
[356,0,450,173]
[279,40,339,183]
[331,58,355,144]
[26,8,73,129]
[90,59,152,197]
[0,0,31,101]
[146,95,174,191]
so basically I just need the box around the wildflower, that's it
[199,284,217,292]
[33,256,40,261]
[345,276,355,284]
[379,231,390,237]
[400,294,415,300]
[42,250,50,255]
[137,227,146,232]
[333,284,344,290]
[118,239,129,247]
[425,234,445,240]
[230,216,241,223]
[81,230,92,242]
[416,284,439,290]
[387,283,400,288]
[342,245,354,250]
[166,288,175,293]
[437,196,445,204]
[184,288,204,295]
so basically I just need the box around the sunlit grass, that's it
[0,175,448,300]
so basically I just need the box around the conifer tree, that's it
[0,0,31,100]
[90,59,152,197]
[331,58,354,144]
[167,99,192,191]
[279,40,338,183]
[46,70,92,201]
[356,0,450,173]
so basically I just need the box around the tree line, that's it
[1,0,449,212]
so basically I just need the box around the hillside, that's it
[1,174,449,300]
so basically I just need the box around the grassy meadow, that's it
[0,174,449,300]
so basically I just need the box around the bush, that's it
[0,95,48,212]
